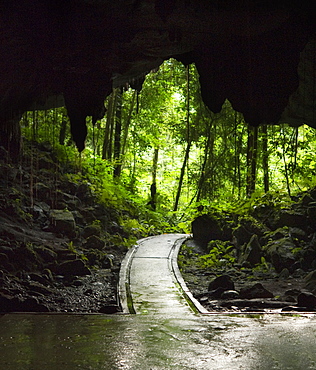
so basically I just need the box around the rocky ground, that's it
[180,241,309,313]
[180,190,316,313]
[0,141,129,313]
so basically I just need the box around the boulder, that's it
[192,214,223,248]
[232,225,252,248]
[304,270,316,291]
[79,207,98,224]
[276,211,307,230]
[264,237,296,272]
[0,293,49,312]
[301,248,316,270]
[239,283,274,299]
[208,274,234,291]
[35,246,58,263]
[289,227,307,240]
[297,292,316,309]
[240,234,262,266]
[50,209,76,237]
[84,235,105,250]
[57,259,91,277]
[283,288,301,302]
[83,224,102,239]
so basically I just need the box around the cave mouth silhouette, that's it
[0,1,315,152]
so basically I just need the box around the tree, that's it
[174,66,191,212]
[113,88,123,177]
[261,124,270,193]
[102,88,118,160]
[246,124,258,197]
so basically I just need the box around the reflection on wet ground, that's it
[1,313,316,369]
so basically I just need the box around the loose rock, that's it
[239,283,274,299]
[208,274,235,291]
[50,209,76,237]
[57,259,91,277]
[297,292,316,309]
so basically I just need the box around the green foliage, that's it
[179,239,236,271]
[231,190,292,216]
[197,240,236,268]
[19,58,316,237]
[177,243,197,269]
[251,256,271,273]
[120,218,149,240]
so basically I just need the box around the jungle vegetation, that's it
[20,59,316,231]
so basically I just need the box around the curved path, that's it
[119,233,208,315]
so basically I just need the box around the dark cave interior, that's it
[0,0,316,151]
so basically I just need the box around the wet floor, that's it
[2,235,316,369]
[1,313,316,369]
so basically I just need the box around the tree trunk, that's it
[196,119,213,203]
[246,124,258,197]
[121,89,137,158]
[102,88,118,160]
[148,147,159,210]
[113,88,123,177]
[293,126,299,171]
[173,65,191,212]
[281,127,292,197]
[261,124,269,193]
[59,114,67,145]
[173,140,191,212]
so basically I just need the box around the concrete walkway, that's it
[119,233,208,315]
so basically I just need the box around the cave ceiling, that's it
[0,0,316,150]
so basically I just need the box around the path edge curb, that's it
[170,236,210,314]
[118,244,137,313]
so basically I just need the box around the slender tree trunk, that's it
[121,89,137,158]
[196,139,209,203]
[261,124,270,193]
[152,148,159,185]
[236,123,246,198]
[281,127,292,197]
[102,88,118,160]
[246,124,258,197]
[293,126,299,171]
[113,88,123,178]
[282,150,291,197]
[196,120,213,203]
[174,141,191,212]
[207,122,216,200]
[173,65,191,212]
[148,147,159,210]
[233,111,238,196]
[59,114,67,145]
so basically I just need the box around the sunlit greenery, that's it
[20,58,316,231]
